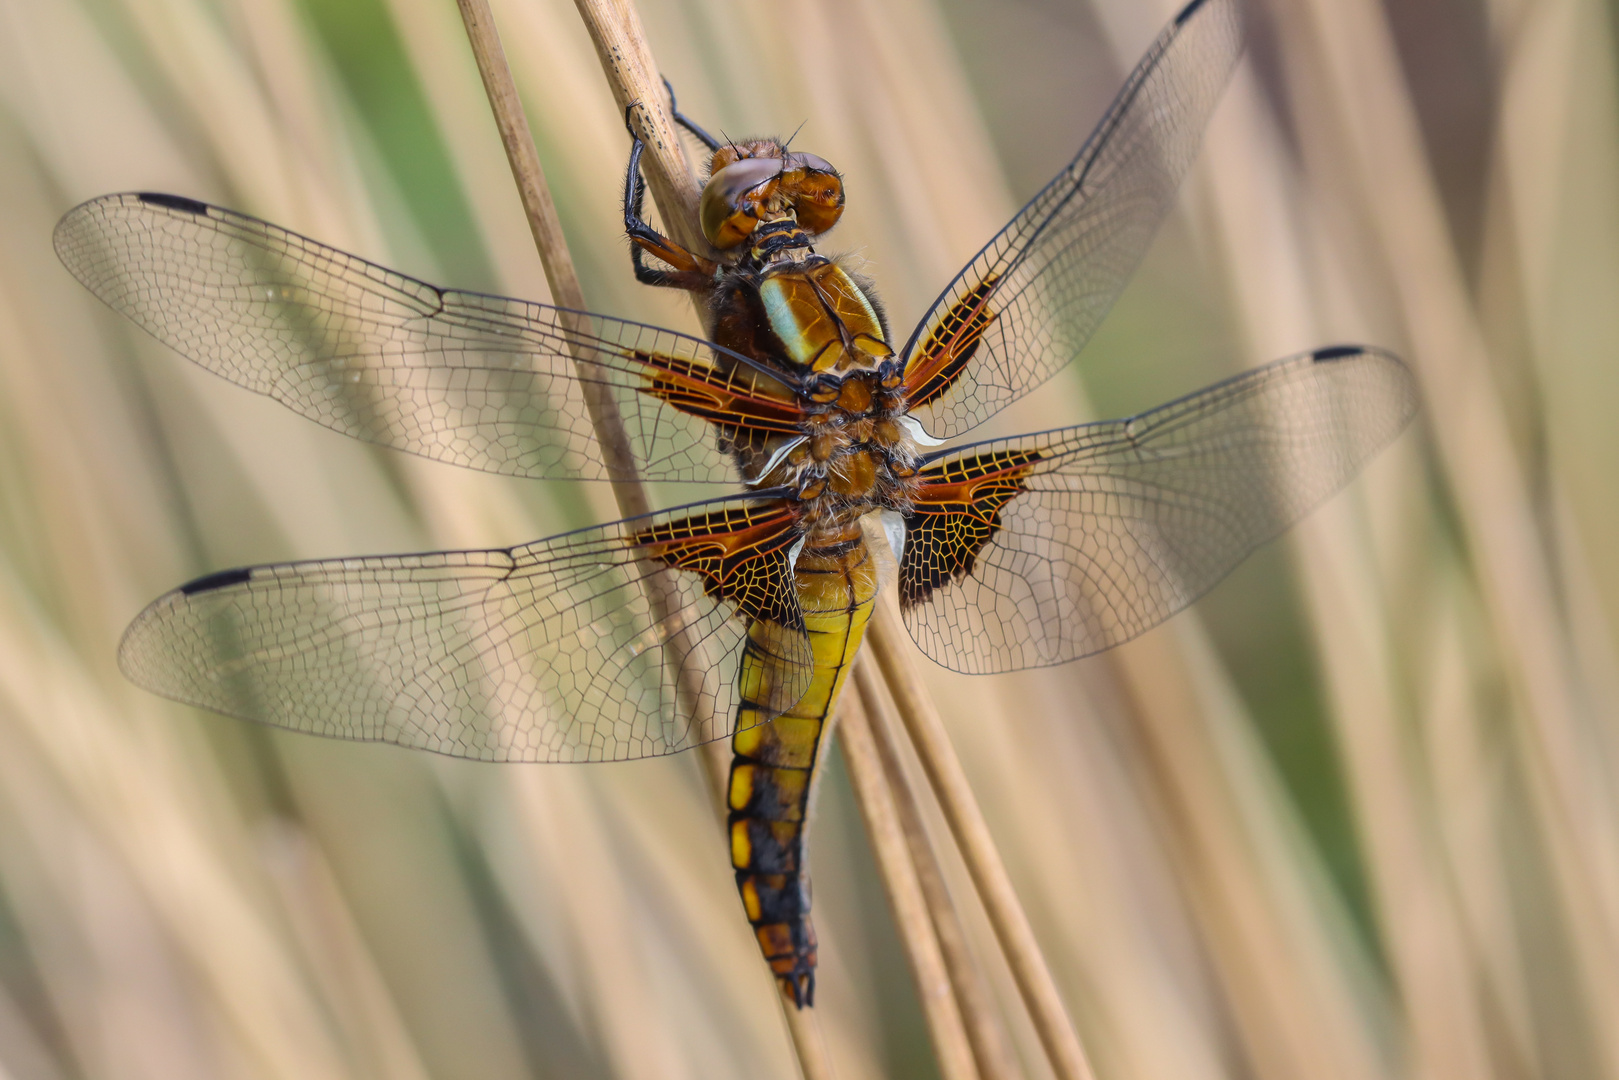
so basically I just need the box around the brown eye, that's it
[784,157,844,235]
[700,157,784,248]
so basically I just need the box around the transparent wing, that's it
[55,193,804,485]
[900,0,1245,438]
[119,498,812,762]
[899,347,1418,673]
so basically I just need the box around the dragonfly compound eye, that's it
[701,157,785,249]
[782,153,844,235]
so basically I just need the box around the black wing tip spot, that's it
[1175,0,1213,26]
[1312,344,1366,363]
[137,192,211,216]
[180,567,253,595]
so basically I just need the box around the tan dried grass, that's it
[0,0,1613,1076]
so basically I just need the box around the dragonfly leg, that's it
[662,77,722,151]
[622,105,716,290]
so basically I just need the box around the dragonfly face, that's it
[54,0,1418,1009]
[698,140,844,251]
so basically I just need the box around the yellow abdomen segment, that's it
[726,533,880,1007]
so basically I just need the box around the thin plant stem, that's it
[566,3,1093,1073]
[454,0,649,518]
[459,3,1082,1076]
[566,1,1042,1073]
[448,16,772,1067]
[570,0,707,257]
[457,0,735,817]
[564,0,737,805]
[469,1,902,1074]
[840,688,982,1080]
[1271,0,1619,1070]
[867,597,1097,1080]
[854,655,1021,1080]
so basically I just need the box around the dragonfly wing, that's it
[120,498,812,762]
[55,193,803,484]
[898,347,1418,673]
[901,0,1245,438]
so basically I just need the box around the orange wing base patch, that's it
[902,272,1000,410]
[899,447,1040,608]
[635,351,805,436]
[634,503,804,628]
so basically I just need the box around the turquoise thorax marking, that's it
[759,265,886,370]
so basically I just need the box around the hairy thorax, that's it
[711,257,923,541]
[782,363,922,539]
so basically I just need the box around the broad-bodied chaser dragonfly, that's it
[55,0,1415,1007]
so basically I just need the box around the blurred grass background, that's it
[0,0,1616,1077]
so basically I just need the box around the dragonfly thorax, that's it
[704,230,917,531]
[763,364,923,535]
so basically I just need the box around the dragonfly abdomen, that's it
[727,529,881,1007]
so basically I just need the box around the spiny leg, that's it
[622,101,716,290]
[663,77,721,150]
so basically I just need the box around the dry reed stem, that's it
[1104,623,1389,1080]
[867,598,1097,1080]
[553,9,845,1072]
[448,24,775,1078]
[471,1,942,1074]
[561,0,743,811]
[570,0,706,258]
[453,0,582,312]
[774,1006,836,1080]
[853,656,1021,1080]
[451,11,797,1075]
[457,0,730,836]
[1194,64,1499,1079]
[840,689,981,1079]
[259,825,435,1080]
[559,3,1055,1073]
[1271,0,1619,1067]
[455,0,648,518]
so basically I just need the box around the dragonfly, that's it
[55,0,1415,1008]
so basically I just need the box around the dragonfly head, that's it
[700,141,844,250]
